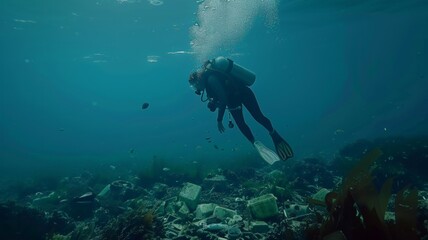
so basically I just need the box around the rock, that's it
[285,220,306,239]
[195,203,217,219]
[323,230,347,240]
[247,194,279,220]
[155,201,166,215]
[109,180,138,201]
[70,221,96,240]
[249,221,270,233]
[194,215,221,226]
[165,196,178,214]
[172,236,190,240]
[272,186,290,201]
[47,210,75,234]
[172,223,184,231]
[32,191,60,210]
[227,214,243,225]
[213,206,237,220]
[153,183,168,198]
[227,225,242,239]
[94,207,110,226]
[204,175,229,192]
[205,174,227,182]
[179,182,202,211]
[165,230,179,239]
[68,192,98,219]
[267,170,284,182]
[241,232,258,239]
[204,175,227,185]
[0,202,50,240]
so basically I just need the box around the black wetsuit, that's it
[203,70,274,144]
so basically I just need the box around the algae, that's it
[316,148,420,240]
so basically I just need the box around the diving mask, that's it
[189,71,204,95]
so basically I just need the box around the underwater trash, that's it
[204,223,229,231]
[308,188,331,206]
[142,102,149,110]
[179,183,202,211]
[249,221,270,233]
[283,202,311,220]
[195,203,217,219]
[71,192,95,204]
[247,194,279,220]
[32,191,61,210]
[213,206,237,220]
[68,192,98,220]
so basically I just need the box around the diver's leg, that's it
[241,88,274,133]
[242,88,293,160]
[230,108,255,144]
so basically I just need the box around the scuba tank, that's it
[206,56,256,86]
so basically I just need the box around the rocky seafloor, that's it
[1,136,428,240]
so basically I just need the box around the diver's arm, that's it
[217,106,226,122]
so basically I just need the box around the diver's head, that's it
[189,70,205,95]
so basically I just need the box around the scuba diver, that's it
[189,56,293,164]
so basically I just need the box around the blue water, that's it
[1,0,427,178]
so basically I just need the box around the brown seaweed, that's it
[316,148,420,240]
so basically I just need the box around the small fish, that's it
[162,167,170,172]
[214,145,219,150]
[334,129,344,135]
[110,165,116,170]
[142,102,149,110]
[129,148,135,154]
[205,137,211,140]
